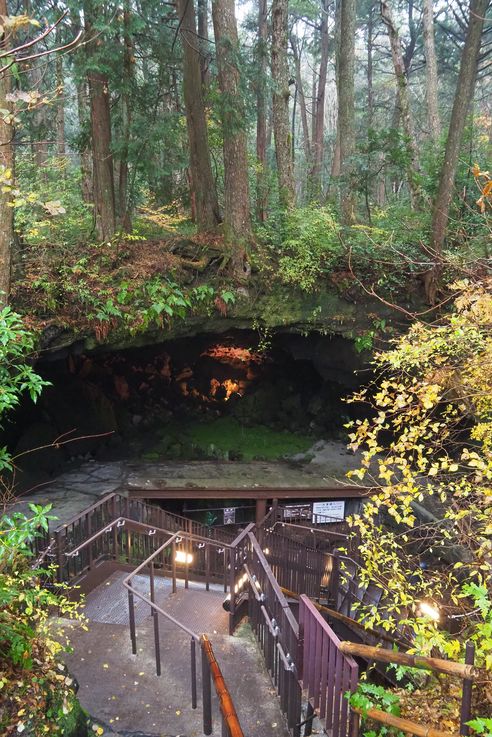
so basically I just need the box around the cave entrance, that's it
[7,329,368,524]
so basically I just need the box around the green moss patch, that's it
[144,417,312,461]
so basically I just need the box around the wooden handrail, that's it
[66,516,236,558]
[272,520,348,538]
[280,587,409,648]
[352,706,459,737]
[340,642,480,680]
[201,635,244,737]
[53,491,120,532]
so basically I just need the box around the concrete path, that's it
[62,571,290,737]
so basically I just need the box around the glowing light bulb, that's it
[418,600,440,621]
[175,550,193,564]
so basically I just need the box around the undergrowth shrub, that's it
[257,204,340,291]
[0,505,86,736]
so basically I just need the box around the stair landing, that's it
[62,571,289,737]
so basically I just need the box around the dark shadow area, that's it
[3,329,369,490]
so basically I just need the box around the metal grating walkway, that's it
[82,570,228,634]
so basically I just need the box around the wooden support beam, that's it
[352,706,459,737]
[255,498,267,525]
[339,642,480,680]
[128,486,370,500]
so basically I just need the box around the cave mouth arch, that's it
[6,329,368,491]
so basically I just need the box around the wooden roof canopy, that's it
[128,486,371,500]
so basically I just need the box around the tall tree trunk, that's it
[212,0,252,277]
[330,130,340,179]
[381,0,423,208]
[429,0,489,299]
[311,56,317,145]
[178,0,220,231]
[328,0,341,197]
[118,2,133,231]
[367,1,374,130]
[0,0,13,304]
[290,33,311,166]
[309,0,329,199]
[88,69,117,240]
[55,37,66,156]
[366,1,375,214]
[422,0,441,142]
[84,2,116,241]
[197,0,210,87]
[256,0,268,222]
[76,82,94,203]
[271,0,295,208]
[30,60,49,174]
[338,0,356,223]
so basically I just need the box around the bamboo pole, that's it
[339,642,479,680]
[352,706,459,737]
[200,634,244,737]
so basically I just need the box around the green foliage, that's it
[0,306,82,733]
[0,503,53,572]
[12,155,93,247]
[354,320,388,354]
[0,305,46,415]
[345,278,492,706]
[254,200,434,297]
[258,204,340,291]
[468,718,492,737]
[458,584,492,672]
[348,683,404,737]
[88,277,214,335]
[15,233,218,339]
[349,682,401,717]
[345,205,430,293]
[0,505,85,735]
[0,305,49,472]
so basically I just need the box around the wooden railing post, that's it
[330,552,340,608]
[150,561,155,618]
[460,642,475,736]
[205,543,210,591]
[223,548,228,593]
[55,529,65,583]
[128,589,137,655]
[87,513,93,570]
[112,496,118,557]
[152,573,161,677]
[191,638,197,709]
[172,541,177,593]
[229,546,236,629]
[201,644,212,735]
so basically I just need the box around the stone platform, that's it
[12,440,361,528]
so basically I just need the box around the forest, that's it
[1,0,492,736]
[0,0,489,318]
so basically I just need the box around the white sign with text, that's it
[312,500,345,523]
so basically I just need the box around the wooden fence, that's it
[299,595,359,737]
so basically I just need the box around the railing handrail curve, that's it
[65,516,236,560]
